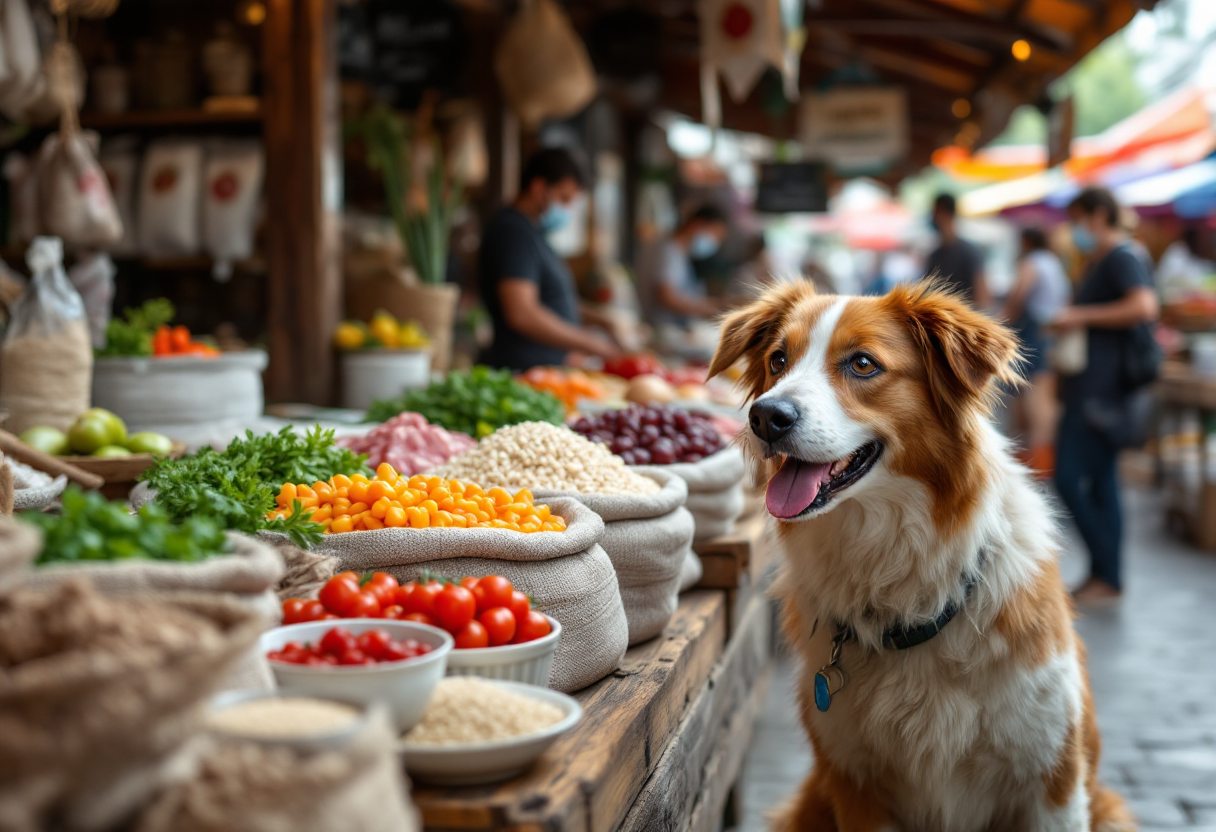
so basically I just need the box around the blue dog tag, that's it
[814,671,832,712]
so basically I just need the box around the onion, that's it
[675,383,710,402]
[625,374,677,404]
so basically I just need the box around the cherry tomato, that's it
[404,612,437,627]
[320,627,357,656]
[479,607,516,646]
[380,640,413,661]
[381,604,405,620]
[364,572,399,607]
[475,576,514,614]
[459,576,479,590]
[508,590,531,624]
[319,612,341,620]
[513,610,553,644]
[400,582,441,616]
[281,598,307,624]
[152,326,172,356]
[394,582,417,607]
[344,591,381,619]
[170,325,191,352]
[338,648,369,665]
[433,584,476,633]
[319,574,362,616]
[453,620,490,649]
[356,629,392,660]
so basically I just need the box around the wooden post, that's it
[262,0,342,404]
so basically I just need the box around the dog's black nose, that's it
[749,398,800,444]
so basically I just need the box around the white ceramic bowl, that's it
[207,689,372,753]
[400,680,582,785]
[259,619,453,731]
[445,614,561,687]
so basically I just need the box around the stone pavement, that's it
[734,485,1216,831]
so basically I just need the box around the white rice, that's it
[207,696,362,739]
[403,677,564,745]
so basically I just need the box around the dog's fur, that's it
[709,282,1135,832]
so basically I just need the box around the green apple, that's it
[92,445,133,458]
[68,414,113,455]
[125,432,173,455]
[18,425,70,456]
[82,408,128,446]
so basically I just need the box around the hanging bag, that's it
[493,0,597,128]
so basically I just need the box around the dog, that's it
[708,282,1134,832]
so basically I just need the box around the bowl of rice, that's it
[400,677,581,785]
[206,690,371,752]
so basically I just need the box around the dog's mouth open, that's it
[765,441,884,519]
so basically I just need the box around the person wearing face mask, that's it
[635,203,730,333]
[1051,186,1159,606]
[922,192,991,310]
[478,147,621,371]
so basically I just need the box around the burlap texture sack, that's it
[135,705,418,832]
[662,448,747,542]
[0,515,38,595]
[267,538,340,601]
[493,0,597,128]
[295,499,627,693]
[0,582,268,832]
[0,459,12,516]
[535,470,693,645]
[678,548,703,592]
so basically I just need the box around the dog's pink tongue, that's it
[766,457,832,519]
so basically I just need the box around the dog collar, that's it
[813,550,987,713]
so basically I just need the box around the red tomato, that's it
[479,607,516,646]
[475,576,514,613]
[319,627,357,656]
[453,620,490,649]
[344,591,381,619]
[296,600,325,622]
[459,576,479,590]
[508,590,531,624]
[379,640,412,661]
[338,648,369,665]
[319,612,341,620]
[400,582,441,616]
[281,598,307,624]
[404,612,437,627]
[319,574,362,616]
[433,584,476,633]
[364,572,399,607]
[381,604,405,620]
[513,610,553,644]
[356,629,392,659]
[170,325,191,353]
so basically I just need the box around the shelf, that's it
[79,107,262,130]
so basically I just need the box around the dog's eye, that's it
[849,354,880,377]
[769,350,787,375]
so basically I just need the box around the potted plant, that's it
[347,104,462,372]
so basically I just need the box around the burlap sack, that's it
[535,470,693,646]
[0,459,12,516]
[662,448,747,542]
[267,538,340,601]
[0,582,267,832]
[135,705,418,832]
[493,0,597,129]
[0,515,38,594]
[297,498,627,693]
[678,548,703,592]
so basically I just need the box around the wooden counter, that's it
[411,588,772,832]
[1154,361,1216,550]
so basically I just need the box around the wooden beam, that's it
[839,0,1073,51]
[262,0,341,404]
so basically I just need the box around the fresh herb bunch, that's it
[96,298,176,358]
[366,366,565,438]
[143,426,370,547]
[23,486,231,565]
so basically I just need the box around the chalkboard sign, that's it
[755,162,828,213]
[341,0,465,109]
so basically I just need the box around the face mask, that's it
[1072,223,1096,254]
[689,232,720,259]
[538,202,571,234]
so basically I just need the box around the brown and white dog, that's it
[708,282,1134,832]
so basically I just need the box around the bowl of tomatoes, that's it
[260,619,454,731]
[280,571,561,687]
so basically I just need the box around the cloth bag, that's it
[201,139,264,275]
[493,0,597,129]
[662,447,747,542]
[0,237,93,433]
[68,251,115,348]
[38,125,124,247]
[534,469,694,646]
[135,704,418,832]
[0,580,267,832]
[137,139,203,256]
[300,498,627,693]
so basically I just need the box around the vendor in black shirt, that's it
[478,148,620,371]
[1051,187,1159,606]
[923,193,991,310]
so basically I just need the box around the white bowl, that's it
[400,680,582,785]
[259,619,453,731]
[207,689,372,753]
[445,614,561,687]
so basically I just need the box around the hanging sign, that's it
[799,87,908,173]
[359,0,465,110]
[755,162,828,213]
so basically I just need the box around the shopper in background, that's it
[1001,227,1070,477]
[922,193,991,309]
[478,148,620,371]
[635,203,730,330]
[1157,227,1210,300]
[1052,186,1159,605]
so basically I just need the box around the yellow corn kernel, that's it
[370,497,391,520]
[376,462,398,481]
[279,482,298,501]
[407,507,430,528]
[350,473,369,484]
[385,506,407,527]
[487,487,512,506]
[330,516,354,534]
[363,515,385,531]
[419,499,439,515]
[331,474,352,489]
[513,489,533,506]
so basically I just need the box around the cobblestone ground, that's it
[736,485,1216,831]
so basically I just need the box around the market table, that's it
[1155,361,1216,550]
[410,586,773,832]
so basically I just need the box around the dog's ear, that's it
[888,282,1022,420]
[709,282,814,400]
